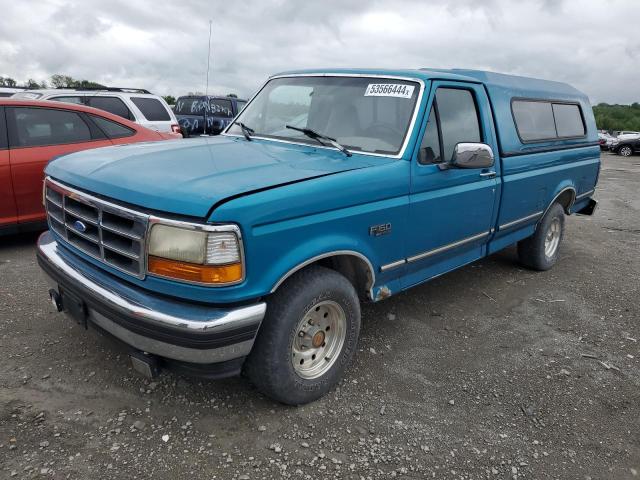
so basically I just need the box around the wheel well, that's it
[273,253,375,301]
[316,255,374,300]
[554,188,575,214]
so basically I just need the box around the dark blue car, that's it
[174,95,246,136]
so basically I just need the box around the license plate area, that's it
[60,287,88,328]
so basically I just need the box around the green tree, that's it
[0,76,17,87]
[162,95,176,105]
[593,103,640,132]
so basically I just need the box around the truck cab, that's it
[37,69,600,404]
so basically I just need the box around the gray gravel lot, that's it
[1,152,638,480]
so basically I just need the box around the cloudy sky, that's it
[0,0,638,104]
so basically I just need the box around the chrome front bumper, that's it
[37,231,266,366]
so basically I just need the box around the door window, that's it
[210,99,233,118]
[0,107,7,149]
[418,88,482,164]
[9,107,91,147]
[435,88,481,161]
[87,96,134,120]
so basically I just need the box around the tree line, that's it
[593,103,640,132]
[0,74,106,89]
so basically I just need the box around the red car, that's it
[0,99,179,235]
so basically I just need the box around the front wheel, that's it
[517,202,565,271]
[244,266,361,405]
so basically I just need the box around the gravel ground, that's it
[1,152,638,480]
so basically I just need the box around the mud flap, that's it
[575,198,598,216]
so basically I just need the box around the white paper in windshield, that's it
[364,83,415,98]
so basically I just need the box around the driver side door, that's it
[403,81,500,288]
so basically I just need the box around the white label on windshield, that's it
[364,83,415,98]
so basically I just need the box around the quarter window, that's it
[130,97,171,121]
[9,107,91,147]
[87,96,134,120]
[418,105,441,164]
[50,96,84,105]
[512,100,585,141]
[91,115,135,139]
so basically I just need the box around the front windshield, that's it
[226,76,420,155]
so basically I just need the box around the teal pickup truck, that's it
[37,68,599,404]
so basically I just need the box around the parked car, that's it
[613,131,640,137]
[12,87,181,136]
[610,133,640,156]
[0,98,179,235]
[0,87,27,97]
[174,95,246,136]
[598,132,614,150]
[37,68,599,405]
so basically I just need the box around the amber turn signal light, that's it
[148,256,242,284]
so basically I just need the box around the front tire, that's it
[244,266,361,405]
[517,203,565,271]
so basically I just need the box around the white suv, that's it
[12,87,181,135]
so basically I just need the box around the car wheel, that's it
[517,202,565,271]
[619,145,633,157]
[244,266,361,405]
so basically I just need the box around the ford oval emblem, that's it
[73,220,87,233]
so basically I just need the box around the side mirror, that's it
[451,143,494,169]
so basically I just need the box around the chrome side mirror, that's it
[451,142,494,169]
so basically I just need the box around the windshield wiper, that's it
[233,121,254,141]
[285,125,351,157]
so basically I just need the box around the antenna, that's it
[203,19,213,136]
[205,19,212,97]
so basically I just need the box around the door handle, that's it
[479,171,497,178]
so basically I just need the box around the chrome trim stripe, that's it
[270,250,376,298]
[499,211,543,231]
[38,233,266,334]
[222,73,426,159]
[407,231,489,263]
[380,259,406,272]
[575,189,594,200]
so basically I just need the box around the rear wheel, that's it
[619,145,633,157]
[517,202,565,271]
[244,266,361,405]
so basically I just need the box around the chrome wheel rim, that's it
[544,217,561,258]
[620,146,632,157]
[291,300,346,380]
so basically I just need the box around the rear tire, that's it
[244,266,361,405]
[619,145,633,157]
[517,203,565,271]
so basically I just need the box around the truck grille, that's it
[44,178,149,279]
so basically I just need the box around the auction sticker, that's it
[364,83,415,98]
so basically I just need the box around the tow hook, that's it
[129,351,160,379]
[48,289,63,312]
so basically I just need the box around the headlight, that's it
[147,222,243,285]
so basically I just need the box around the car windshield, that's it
[226,76,421,155]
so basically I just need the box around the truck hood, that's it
[45,136,386,218]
